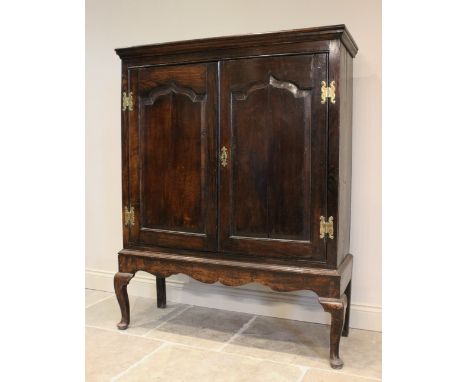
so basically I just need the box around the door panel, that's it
[220,55,328,260]
[128,63,217,251]
[141,89,204,233]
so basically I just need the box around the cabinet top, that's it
[115,24,358,60]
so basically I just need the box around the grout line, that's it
[85,294,114,309]
[152,338,225,353]
[216,345,307,371]
[133,304,193,337]
[110,342,169,382]
[218,315,257,352]
[86,325,161,341]
[143,305,193,337]
[155,305,193,329]
[296,365,310,382]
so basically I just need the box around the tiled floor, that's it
[86,289,381,382]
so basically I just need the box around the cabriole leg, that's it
[114,272,134,330]
[319,295,348,369]
[156,276,166,308]
[342,281,352,337]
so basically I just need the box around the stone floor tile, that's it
[338,328,382,378]
[86,294,188,335]
[302,367,381,382]
[223,316,381,379]
[145,306,254,350]
[85,290,381,380]
[86,327,162,382]
[85,289,113,307]
[115,343,303,382]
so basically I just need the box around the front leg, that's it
[319,295,348,369]
[114,272,134,330]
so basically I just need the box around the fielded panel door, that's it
[219,55,328,260]
[127,63,217,251]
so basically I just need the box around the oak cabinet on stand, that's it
[114,25,358,369]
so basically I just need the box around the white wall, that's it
[86,0,381,331]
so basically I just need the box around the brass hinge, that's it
[124,205,135,227]
[122,92,134,111]
[319,216,334,239]
[321,81,336,104]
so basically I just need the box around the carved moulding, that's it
[141,81,207,105]
[232,75,311,101]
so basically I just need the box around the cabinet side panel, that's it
[337,50,353,265]
[121,62,130,247]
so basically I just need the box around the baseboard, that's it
[86,268,381,332]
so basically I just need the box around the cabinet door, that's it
[127,63,217,251]
[219,55,328,260]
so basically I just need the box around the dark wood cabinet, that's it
[114,25,358,369]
